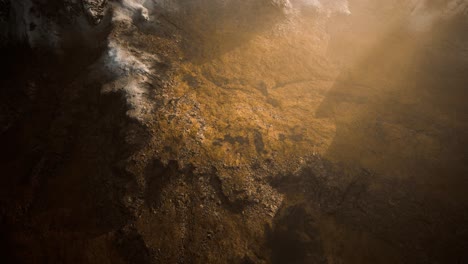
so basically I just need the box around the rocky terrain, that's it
[1,0,468,263]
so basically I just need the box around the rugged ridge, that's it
[1,0,468,263]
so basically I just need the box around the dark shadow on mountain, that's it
[146,0,288,64]
[266,156,468,263]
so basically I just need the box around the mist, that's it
[1,0,468,263]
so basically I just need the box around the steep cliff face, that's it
[1,1,468,263]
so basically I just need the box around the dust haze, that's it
[1,0,468,263]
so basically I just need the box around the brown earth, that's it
[1,0,468,263]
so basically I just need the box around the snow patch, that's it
[104,42,150,75]
[291,0,351,15]
[111,0,149,22]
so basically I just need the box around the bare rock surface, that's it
[1,0,468,263]
[83,0,107,24]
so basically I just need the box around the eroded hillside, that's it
[1,0,468,263]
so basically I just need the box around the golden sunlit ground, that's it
[1,1,467,263]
